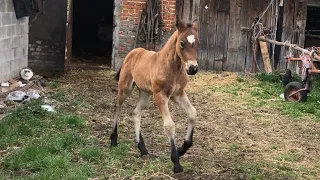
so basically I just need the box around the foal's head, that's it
[175,17,199,75]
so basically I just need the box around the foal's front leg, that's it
[154,92,183,173]
[171,91,197,157]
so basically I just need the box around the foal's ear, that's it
[176,15,186,32]
[192,19,199,31]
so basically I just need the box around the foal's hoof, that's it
[173,163,183,173]
[110,140,118,147]
[141,153,157,160]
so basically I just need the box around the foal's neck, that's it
[158,31,184,72]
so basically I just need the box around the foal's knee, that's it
[163,121,175,137]
[189,107,197,124]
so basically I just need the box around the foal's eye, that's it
[180,40,185,49]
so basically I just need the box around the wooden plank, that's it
[214,0,229,71]
[259,35,273,73]
[198,0,210,71]
[256,0,274,72]
[227,0,241,71]
[223,1,230,71]
[294,0,307,74]
[176,0,184,19]
[280,0,295,70]
[238,0,250,72]
[183,0,191,21]
[192,0,200,20]
[245,0,260,72]
[262,0,276,67]
[209,0,217,71]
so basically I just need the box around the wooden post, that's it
[259,36,273,73]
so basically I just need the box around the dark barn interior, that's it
[72,0,114,66]
[305,6,320,48]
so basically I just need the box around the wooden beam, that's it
[257,36,320,61]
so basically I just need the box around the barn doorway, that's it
[305,6,320,48]
[71,0,114,67]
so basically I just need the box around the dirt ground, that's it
[49,68,320,180]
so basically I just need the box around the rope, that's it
[251,0,276,41]
[256,0,275,25]
[251,0,276,72]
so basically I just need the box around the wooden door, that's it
[198,0,230,71]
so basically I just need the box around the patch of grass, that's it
[52,91,68,102]
[228,143,240,152]
[235,161,302,180]
[276,153,300,162]
[269,144,278,150]
[48,81,60,89]
[69,96,85,108]
[80,147,104,162]
[0,100,93,179]
[59,115,86,128]
[249,72,320,122]
[255,72,281,83]
[236,76,245,83]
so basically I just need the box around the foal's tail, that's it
[115,66,122,81]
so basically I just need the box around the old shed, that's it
[177,0,319,73]
[26,0,176,75]
[2,0,319,81]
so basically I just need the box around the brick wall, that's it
[118,0,176,59]
[0,0,29,83]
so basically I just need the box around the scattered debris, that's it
[26,89,41,100]
[19,81,26,87]
[41,105,55,112]
[1,82,9,87]
[1,87,10,93]
[0,98,6,109]
[5,91,29,103]
[20,67,34,81]
[0,68,49,109]
[280,93,285,99]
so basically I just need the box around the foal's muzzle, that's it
[186,64,198,75]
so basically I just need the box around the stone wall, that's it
[118,0,176,60]
[0,0,29,83]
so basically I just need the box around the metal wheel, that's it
[284,82,308,102]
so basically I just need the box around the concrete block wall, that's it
[0,0,29,83]
[118,0,176,59]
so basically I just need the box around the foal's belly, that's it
[134,79,153,94]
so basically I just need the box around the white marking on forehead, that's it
[187,35,195,45]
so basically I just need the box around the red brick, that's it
[128,9,135,14]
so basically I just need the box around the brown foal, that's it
[110,17,199,173]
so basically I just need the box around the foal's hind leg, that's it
[154,92,183,173]
[110,77,135,147]
[171,91,197,157]
[132,90,151,157]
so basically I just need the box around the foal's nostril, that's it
[188,65,198,75]
[191,65,198,72]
